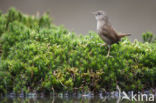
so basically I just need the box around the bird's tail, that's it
[118,33,132,38]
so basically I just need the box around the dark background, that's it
[0,0,156,41]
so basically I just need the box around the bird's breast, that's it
[97,20,105,31]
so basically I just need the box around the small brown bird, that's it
[93,11,131,56]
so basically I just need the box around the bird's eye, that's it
[97,12,101,16]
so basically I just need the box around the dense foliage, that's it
[0,8,156,95]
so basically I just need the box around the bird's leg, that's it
[106,45,111,57]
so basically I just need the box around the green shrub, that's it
[0,8,156,94]
[142,32,156,43]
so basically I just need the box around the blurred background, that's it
[0,0,156,41]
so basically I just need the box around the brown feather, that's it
[98,22,120,44]
[118,33,132,39]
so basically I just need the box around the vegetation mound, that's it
[0,8,156,95]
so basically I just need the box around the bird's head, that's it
[93,10,108,21]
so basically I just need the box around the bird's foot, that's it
[106,51,113,57]
[106,54,113,58]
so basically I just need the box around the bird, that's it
[93,11,131,57]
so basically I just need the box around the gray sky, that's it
[0,0,156,41]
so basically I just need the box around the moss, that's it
[0,8,156,94]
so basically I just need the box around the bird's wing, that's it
[101,24,119,42]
